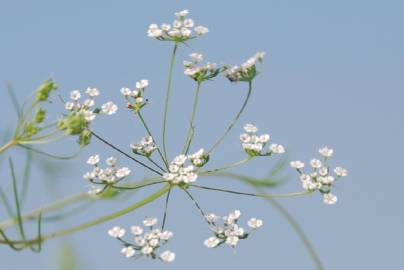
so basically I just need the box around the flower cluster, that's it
[147,9,208,42]
[203,210,263,248]
[290,147,348,205]
[130,135,157,157]
[183,53,221,82]
[187,148,209,167]
[163,154,198,184]
[121,79,149,113]
[83,154,131,195]
[57,88,117,145]
[240,124,285,157]
[108,218,175,262]
[224,52,265,82]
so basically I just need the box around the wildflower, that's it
[240,124,283,157]
[87,154,100,165]
[163,154,198,184]
[85,87,100,97]
[130,136,157,157]
[108,226,125,238]
[188,148,209,167]
[147,9,208,42]
[101,101,118,115]
[291,147,348,205]
[223,52,265,82]
[203,210,263,249]
[183,53,221,82]
[109,218,175,262]
[121,80,150,113]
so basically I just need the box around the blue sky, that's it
[0,0,403,269]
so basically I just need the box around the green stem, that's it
[138,112,168,169]
[0,140,16,154]
[0,185,170,245]
[207,80,253,154]
[199,157,252,175]
[182,81,202,155]
[162,42,179,162]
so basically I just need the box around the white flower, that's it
[135,236,146,246]
[180,27,192,37]
[87,186,102,195]
[194,25,209,35]
[160,230,174,241]
[205,213,219,223]
[121,246,135,258]
[83,99,94,107]
[334,166,348,177]
[136,79,149,89]
[130,226,143,235]
[160,250,175,262]
[161,23,171,31]
[83,110,96,122]
[319,167,328,176]
[115,167,131,178]
[175,9,189,17]
[148,24,163,38]
[244,123,258,133]
[190,52,203,62]
[65,102,74,110]
[225,236,239,247]
[85,87,100,97]
[120,87,131,96]
[108,226,125,238]
[87,154,100,165]
[141,245,153,255]
[259,134,270,143]
[143,217,158,227]
[106,156,117,166]
[310,159,322,169]
[290,161,305,169]
[172,20,182,28]
[323,193,338,205]
[204,237,220,248]
[101,101,118,115]
[183,18,194,28]
[319,147,334,157]
[70,90,81,101]
[247,218,263,229]
[269,144,285,154]
[228,210,241,221]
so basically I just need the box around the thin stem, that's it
[162,42,179,162]
[138,112,168,169]
[145,156,165,173]
[0,185,170,245]
[181,187,209,224]
[161,187,172,230]
[0,140,16,154]
[207,81,253,154]
[182,81,202,155]
[90,130,163,176]
[189,184,312,199]
[111,181,166,190]
[18,133,66,145]
[18,144,83,160]
[199,157,252,175]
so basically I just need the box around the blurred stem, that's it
[199,157,252,175]
[0,140,16,153]
[0,185,170,245]
[182,81,202,155]
[162,42,179,162]
[207,81,252,154]
[138,112,168,170]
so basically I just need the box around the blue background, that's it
[1,0,403,269]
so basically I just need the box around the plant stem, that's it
[0,140,16,154]
[162,42,179,162]
[189,184,312,199]
[0,185,170,245]
[182,81,202,155]
[161,187,172,230]
[198,157,252,175]
[138,112,168,169]
[207,81,253,154]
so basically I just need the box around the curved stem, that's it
[161,187,172,230]
[199,157,252,175]
[207,81,252,154]
[182,81,202,155]
[138,112,168,169]
[90,130,163,176]
[0,185,170,245]
[189,184,312,199]
[162,42,179,162]
[0,140,16,154]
